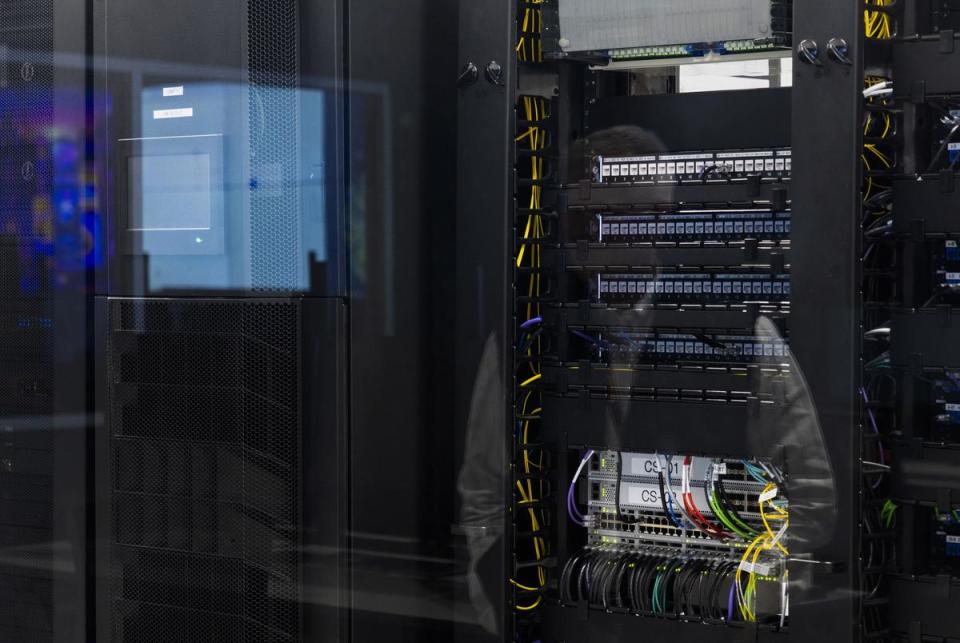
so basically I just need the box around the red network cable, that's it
[681,456,731,541]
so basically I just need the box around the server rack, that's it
[867,3,960,640]
[454,1,867,642]
[17,0,960,640]
[0,1,89,641]
[91,0,347,641]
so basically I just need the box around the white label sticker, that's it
[163,86,185,97]
[738,561,774,576]
[626,484,662,506]
[153,107,194,120]
[759,486,779,503]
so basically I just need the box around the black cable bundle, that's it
[713,475,758,537]
[560,548,748,623]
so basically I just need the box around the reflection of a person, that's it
[581,127,837,556]
[455,126,837,633]
[457,333,506,635]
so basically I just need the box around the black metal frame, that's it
[454,0,517,640]
[484,1,869,641]
[789,0,864,640]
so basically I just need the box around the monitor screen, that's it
[128,153,213,232]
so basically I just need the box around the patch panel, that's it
[595,210,791,243]
[596,149,791,184]
[605,38,789,62]
[572,329,790,365]
[593,272,791,305]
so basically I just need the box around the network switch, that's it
[589,453,745,515]
[577,450,788,585]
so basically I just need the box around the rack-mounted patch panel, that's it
[595,211,792,243]
[593,272,791,305]
[597,149,791,184]
[566,328,790,365]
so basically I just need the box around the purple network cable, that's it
[728,580,736,621]
[566,450,595,526]
[520,316,542,330]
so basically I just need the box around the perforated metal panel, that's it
[0,1,56,640]
[106,299,301,642]
[248,0,301,291]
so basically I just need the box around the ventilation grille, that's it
[107,299,300,641]
[0,1,56,640]
[247,0,301,291]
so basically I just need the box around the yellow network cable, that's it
[516,0,545,62]
[862,77,894,202]
[514,480,547,587]
[513,95,550,611]
[865,0,893,39]
[510,578,539,592]
[516,596,543,611]
[519,373,542,388]
[865,144,891,167]
[759,484,789,556]
[735,485,789,621]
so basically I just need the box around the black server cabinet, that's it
[0,0,89,641]
[881,5,960,640]
[790,0,864,640]
[92,0,346,641]
[451,0,866,641]
[93,296,346,642]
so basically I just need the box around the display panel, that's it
[128,154,213,232]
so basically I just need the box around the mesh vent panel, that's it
[0,1,56,639]
[247,0,301,291]
[107,299,300,641]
